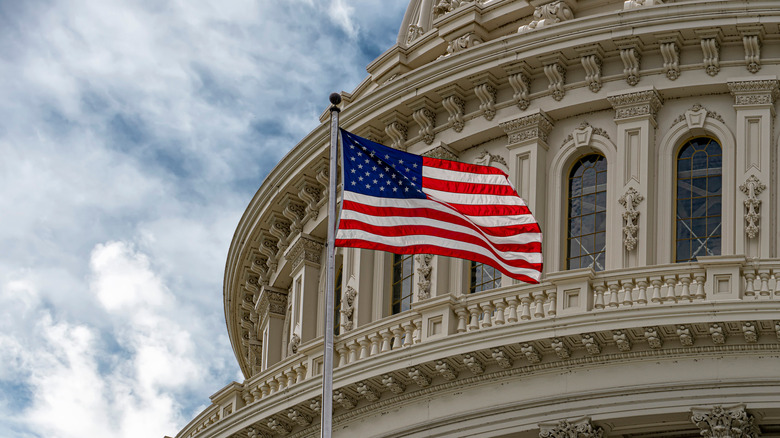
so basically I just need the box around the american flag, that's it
[335,129,543,284]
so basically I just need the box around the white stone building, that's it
[175,1,780,437]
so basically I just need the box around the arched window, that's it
[391,254,414,314]
[567,154,607,271]
[470,262,501,293]
[675,137,722,262]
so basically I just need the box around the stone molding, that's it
[607,88,662,122]
[500,110,554,145]
[728,79,780,107]
[284,234,324,273]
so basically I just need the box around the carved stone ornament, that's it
[500,111,554,145]
[607,89,663,122]
[701,37,720,76]
[740,175,766,239]
[562,122,610,148]
[618,187,644,251]
[581,53,602,92]
[340,285,358,332]
[257,288,288,324]
[672,104,724,129]
[539,417,605,438]
[619,47,642,86]
[444,32,482,57]
[284,234,324,273]
[544,62,566,101]
[475,151,508,169]
[742,32,762,73]
[507,67,532,110]
[423,142,459,161]
[406,24,424,45]
[433,0,483,19]
[416,254,433,300]
[624,0,663,10]
[690,404,759,438]
[471,73,497,121]
[411,98,436,145]
[518,1,574,33]
[385,120,408,150]
[287,333,300,355]
[660,40,680,80]
[728,79,780,107]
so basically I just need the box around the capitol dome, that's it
[177,1,780,437]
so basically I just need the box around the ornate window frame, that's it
[657,117,736,264]
[549,132,618,272]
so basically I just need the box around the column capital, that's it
[607,86,663,123]
[539,417,604,438]
[284,233,324,273]
[691,404,759,438]
[499,110,554,147]
[727,77,779,109]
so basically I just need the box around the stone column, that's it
[500,109,553,276]
[607,87,663,269]
[284,233,324,343]
[728,77,778,258]
[690,404,759,438]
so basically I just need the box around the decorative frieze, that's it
[356,381,381,401]
[407,366,432,387]
[438,85,467,132]
[710,323,726,344]
[644,327,663,349]
[506,62,532,110]
[677,325,694,346]
[690,404,759,438]
[381,374,406,393]
[619,187,644,251]
[551,338,571,359]
[463,353,485,374]
[470,73,498,121]
[742,321,758,343]
[728,79,780,107]
[416,254,433,300]
[333,390,357,410]
[500,110,554,145]
[518,1,574,33]
[740,175,765,239]
[284,234,324,272]
[539,417,604,438]
[581,334,601,355]
[491,348,513,368]
[613,330,632,351]
[607,88,663,122]
[267,417,291,435]
[435,360,459,380]
[287,408,311,427]
[410,98,436,145]
[520,343,542,363]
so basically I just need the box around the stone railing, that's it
[178,255,780,438]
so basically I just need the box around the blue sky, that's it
[0,1,406,436]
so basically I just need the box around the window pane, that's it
[568,154,607,271]
[676,137,722,262]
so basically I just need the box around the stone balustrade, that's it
[179,255,780,438]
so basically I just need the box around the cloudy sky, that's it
[0,1,406,436]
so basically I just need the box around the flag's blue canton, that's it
[341,130,426,200]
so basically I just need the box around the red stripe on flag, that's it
[422,156,507,175]
[422,176,517,196]
[341,200,542,237]
[334,239,541,284]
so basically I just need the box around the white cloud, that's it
[0,0,406,436]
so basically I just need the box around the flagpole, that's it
[321,92,341,438]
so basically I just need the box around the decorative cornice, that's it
[284,234,324,273]
[607,88,663,122]
[500,110,554,145]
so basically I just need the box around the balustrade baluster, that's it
[607,281,620,308]
[532,291,546,318]
[520,295,532,319]
[402,321,415,347]
[359,336,371,360]
[347,340,359,362]
[636,279,648,304]
[413,319,422,344]
[455,308,468,333]
[467,305,480,331]
[260,383,271,397]
[337,345,349,367]
[480,302,494,328]
[294,363,307,383]
[680,275,692,301]
[770,272,777,296]
[593,284,606,309]
[744,270,756,297]
[494,300,507,325]
[622,281,634,306]
[285,369,297,387]
[268,378,279,394]
[381,329,393,352]
[369,334,381,356]
[759,270,771,297]
[392,326,404,350]
[664,276,678,303]
[694,274,706,300]
[276,373,287,390]
[650,277,663,303]
[547,290,557,316]
[506,297,519,323]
